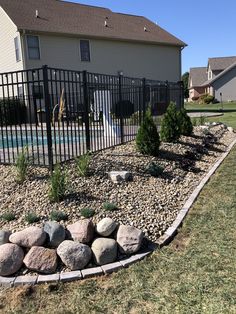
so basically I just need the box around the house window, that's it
[27,35,40,60]
[14,37,21,62]
[80,40,90,62]
[208,71,212,80]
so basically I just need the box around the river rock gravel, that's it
[0,124,235,242]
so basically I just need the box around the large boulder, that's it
[91,238,117,265]
[67,219,94,243]
[44,221,65,248]
[57,240,92,270]
[9,226,46,248]
[0,230,11,246]
[116,225,144,254]
[0,243,24,276]
[23,246,58,274]
[96,218,118,237]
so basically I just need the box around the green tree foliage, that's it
[136,108,160,156]
[160,102,181,142]
[181,72,189,99]
[178,107,193,136]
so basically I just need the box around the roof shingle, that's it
[189,67,207,87]
[208,56,236,71]
[0,0,186,47]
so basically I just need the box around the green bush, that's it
[15,149,28,183]
[160,102,181,142]
[178,107,193,136]
[0,98,27,126]
[199,115,207,125]
[1,211,16,222]
[25,212,40,224]
[199,94,215,104]
[50,210,68,222]
[80,208,95,218]
[75,153,91,177]
[136,108,160,156]
[48,165,66,202]
[146,162,164,177]
[103,202,118,211]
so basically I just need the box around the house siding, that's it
[23,33,181,81]
[0,7,24,73]
[212,66,236,102]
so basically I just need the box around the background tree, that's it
[182,72,189,99]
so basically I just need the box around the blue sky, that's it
[66,0,236,74]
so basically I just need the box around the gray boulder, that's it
[44,221,65,248]
[0,243,24,276]
[91,238,117,265]
[116,225,143,254]
[0,230,11,246]
[96,218,118,237]
[57,240,92,270]
[108,171,132,183]
[67,219,94,243]
[9,226,46,248]
[23,246,58,274]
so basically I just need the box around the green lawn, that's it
[1,143,236,313]
[185,102,236,129]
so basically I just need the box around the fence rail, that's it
[0,66,184,169]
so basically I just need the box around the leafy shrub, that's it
[199,94,214,104]
[129,111,140,125]
[1,212,16,222]
[103,202,118,211]
[80,208,95,218]
[48,165,66,202]
[25,212,40,224]
[15,149,28,183]
[0,98,27,126]
[199,115,206,125]
[50,210,68,222]
[178,107,193,136]
[146,162,164,177]
[192,117,197,126]
[160,102,181,142]
[136,108,160,156]
[76,153,91,177]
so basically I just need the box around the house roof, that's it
[0,0,186,47]
[208,56,236,71]
[189,67,207,87]
[207,61,236,85]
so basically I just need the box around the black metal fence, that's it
[0,66,184,169]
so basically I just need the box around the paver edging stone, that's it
[5,137,236,286]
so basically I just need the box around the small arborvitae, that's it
[178,107,193,136]
[136,108,160,156]
[160,102,181,142]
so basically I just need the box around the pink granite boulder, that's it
[0,243,24,276]
[67,219,94,243]
[9,226,46,248]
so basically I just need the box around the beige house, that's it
[0,0,186,82]
[189,56,236,102]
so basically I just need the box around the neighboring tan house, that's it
[0,0,186,82]
[189,56,236,102]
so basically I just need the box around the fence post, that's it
[142,78,146,119]
[179,80,184,108]
[42,65,53,172]
[82,70,91,152]
[165,80,170,106]
[118,75,124,143]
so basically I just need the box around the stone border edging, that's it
[1,137,236,288]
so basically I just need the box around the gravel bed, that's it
[0,124,235,242]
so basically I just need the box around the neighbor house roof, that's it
[189,67,207,87]
[208,56,236,71]
[0,0,186,47]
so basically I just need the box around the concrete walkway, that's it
[188,112,223,118]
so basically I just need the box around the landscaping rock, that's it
[57,240,92,270]
[67,219,94,243]
[96,218,118,237]
[44,221,65,248]
[108,171,133,183]
[0,230,11,246]
[9,226,46,248]
[91,238,117,265]
[227,126,234,132]
[117,225,144,254]
[23,246,58,274]
[0,243,24,276]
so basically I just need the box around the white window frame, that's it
[14,36,21,62]
[79,39,91,62]
[26,35,41,60]
[208,70,212,80]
